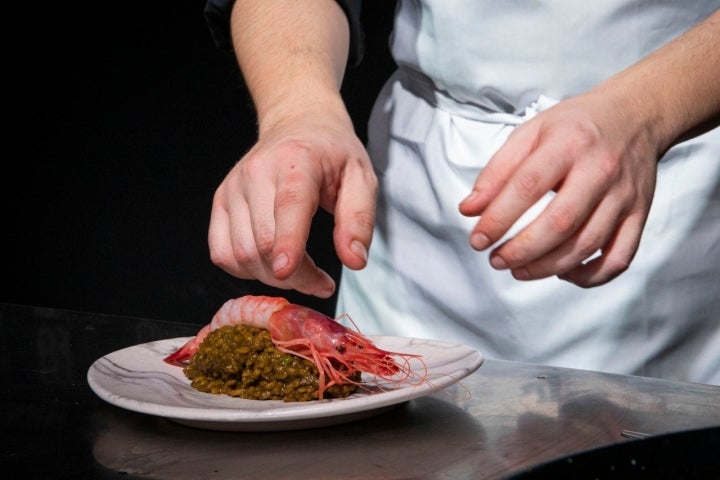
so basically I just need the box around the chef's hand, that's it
[459,90,659,287]
[208,106,377,298]
[459,9,720,288]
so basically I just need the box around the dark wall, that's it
[2,1,396,323]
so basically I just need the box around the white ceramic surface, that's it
[87,335,483,431]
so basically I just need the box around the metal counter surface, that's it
[2,303,718,479]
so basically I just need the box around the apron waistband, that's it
[395,67,558,125]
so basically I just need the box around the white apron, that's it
[337,0,720,384]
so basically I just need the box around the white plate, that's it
[87,336,483,431]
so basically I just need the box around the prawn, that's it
[164,295,427,399]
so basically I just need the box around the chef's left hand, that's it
[458,90,659,287]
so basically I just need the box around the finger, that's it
[208,194,336,296]
[271,161,321,280]
[223,248,335,297]
[488,164,608,270]
[281,251,336,297]
[558,212,645,287]
[507,196,621,280]
[208,194,263,279]
[468,142,571,251]
[459,124,535,217]
[241,165,283,270]
[332,157,378,270]
[208,202,237,274]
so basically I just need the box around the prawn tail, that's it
[163,338,198,366]
[163,324,212,366]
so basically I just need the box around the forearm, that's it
[230,0,351,135]
[592,9,720,155]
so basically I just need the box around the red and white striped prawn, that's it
[164,295,428,399]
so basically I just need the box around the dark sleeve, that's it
[203,0,365,67]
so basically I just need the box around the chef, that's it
[204,0,720,384]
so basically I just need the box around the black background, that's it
[2,1,396,323]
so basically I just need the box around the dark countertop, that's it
[2,302,718,479]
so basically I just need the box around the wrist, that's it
[257,90,353,139]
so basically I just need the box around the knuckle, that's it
[244,140,316,176]
[574,230,604,260]
[564,121,621,180]
[546,204,579,236]
[210,242,257,277]
[478,213,511,240]
[241,150,271,176]
[350,209,376,233]
[274,186,306,210]
[279,138,315,157]
[254,231,275,257]
[514,169,544,201]
[567,119,601,148]
[499,232,533,264]
[267,138,314,161]
[230,243,257,265]
[596,151,622,182]
[208,245,231,268]
[275,169,320,210]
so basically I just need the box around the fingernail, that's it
[315,288,335,298]
[513,268,530,280]
[272,252,289,273]
[314,280,336,298]
[490,254,507,270]
[350,240,368,263]
[470,232,490,250]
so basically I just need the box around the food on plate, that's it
[184,324,360,401]
[165,295,427,401]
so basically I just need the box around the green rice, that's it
[183,325,359,402]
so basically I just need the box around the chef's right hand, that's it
[208,106,377,298]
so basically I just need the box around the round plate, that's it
[87,335,483,431]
